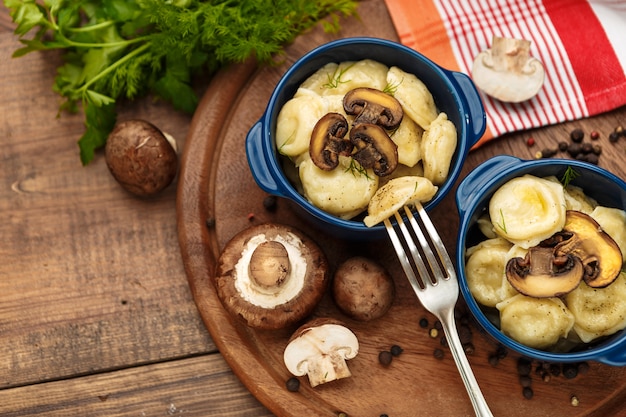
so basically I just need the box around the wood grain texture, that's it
[0,4,214,389]
[2,1,626,416]
[178,1,626,417]
[0,355,273,417]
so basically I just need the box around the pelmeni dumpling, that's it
[275,90,327,157]
[390,115,423,167]
[564,185,597,213]
[590,206,626,260]
[565,272,626,343]
[465,238,516,307]
[387,66,438,129]
[421,113,457,185]
[299,60,389,96]
[363,176,438,227]
[489,174,566,248]
[496,294,575,349]
[299,155,378,219]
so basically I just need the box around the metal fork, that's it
[384,203,494,417]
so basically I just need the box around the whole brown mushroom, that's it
[332,256,395,321]
[105,119,178,196]
[214,223,330,330]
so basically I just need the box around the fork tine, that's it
[383,217,425,293]
[406,203,456,282]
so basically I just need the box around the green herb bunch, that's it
[4,0,359,164]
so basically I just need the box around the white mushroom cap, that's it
[472,36,545,103]
[283,319,359,387]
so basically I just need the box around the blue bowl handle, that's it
[245,121,284,196]
[451,71,487,145]
[456,155,522,216]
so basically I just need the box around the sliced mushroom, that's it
[283,318,359,387]
[472,36,545,103]
[506,244,584,298]
[343,87,404,129]
[309,112,352,171]
[556,210,623,288]
[350,123,398,177]
[214,223,329,329]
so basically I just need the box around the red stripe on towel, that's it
[543,0,624,114]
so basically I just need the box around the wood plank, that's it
[0,13,215,388]
[0,354,274,417]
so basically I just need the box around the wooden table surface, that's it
[1,2,625,416]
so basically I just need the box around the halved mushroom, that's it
[350,123,398,177]
[343,87,404,129]
[505,210,624,297]
[309,112,352,171]
[506,244,584,298]
[283,318,359,387]
[556,210,623,288]
[472,36,545,103]
[214,223,329,330]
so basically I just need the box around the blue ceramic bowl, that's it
[456,155,626,365]
[246,37,486,239]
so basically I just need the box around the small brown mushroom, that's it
[332,256,395,321]
[309,112,352,171]
[506,244,584,298]
[350,123,398,176]
[105,119,178,197]
[343,87,404,129]
[214,223,329,330]
[556,210,623,288]
[283,318,359,387]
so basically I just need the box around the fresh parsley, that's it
[4,0,359,164]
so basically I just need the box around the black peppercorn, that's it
[577,362,590,374]
[558,141,569,151]
[379,350,393,366]
[488,354,500,367]
[609,131,620,143]
[581,142,594,154]
[540,147,557,158]
[433,348,444,360]
[459,324,472,344]
[390,344,404,356]
[463,343,475,355]
[419,317,429,328]
[522,386,534,400]
[570,128,584,142]
[549,363,561,377]
[567,143,583,157]
[286,377,300,392]
[562,363,579,379]
[519,375,532,388]
[592,144,602,155]
[263,195,278,212]
[517,357,533,376]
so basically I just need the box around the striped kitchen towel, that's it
[384,0,626,147]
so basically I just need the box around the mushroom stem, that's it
[304,350,353,387]
[249,240,291,289]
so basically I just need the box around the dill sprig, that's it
[4,0,359,164]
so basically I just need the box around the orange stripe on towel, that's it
[384,0,459,72]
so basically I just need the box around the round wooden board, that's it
[177,2,626,416]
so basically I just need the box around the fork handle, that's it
[439,307,494,417]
